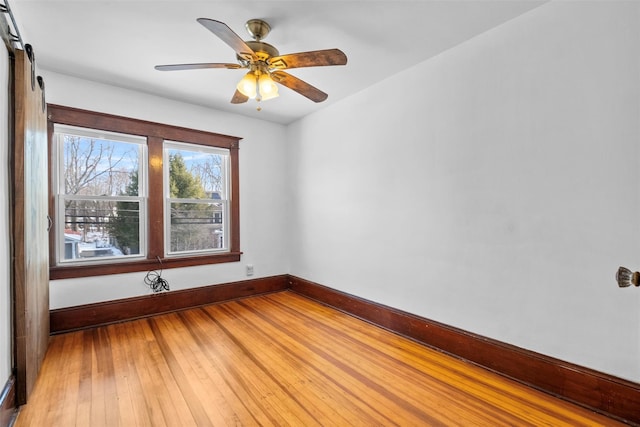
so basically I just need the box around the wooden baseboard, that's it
[0,376,15,427]
[50,275,289,334]
[288,275,640,425]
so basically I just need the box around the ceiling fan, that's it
[155,18,348,109]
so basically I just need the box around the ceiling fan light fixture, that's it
[258,73,279,101]
[237,72,257,98]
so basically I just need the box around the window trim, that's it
[47,104,242,280]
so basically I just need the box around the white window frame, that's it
[53,124,148,265]
[163,140,231,257]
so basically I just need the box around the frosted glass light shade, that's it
[237,72,257,98]
[258,73,279,101]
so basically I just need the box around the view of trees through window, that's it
[165,144,227,254]
[58,129,144,261]
[49,106,241,277]
[56,128,230,263]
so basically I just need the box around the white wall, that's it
[44,71,290,309]
[288,0,640,382]
[1,43,12,385]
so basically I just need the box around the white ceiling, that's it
[9,0,546,124]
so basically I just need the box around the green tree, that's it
[168,153,213,252]
[107,172,140,255]
[169,153,206,199]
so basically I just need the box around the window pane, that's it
[63,199,141,261]
[167,147,225,199]
[169,202,224,253]
[62,134,140,196]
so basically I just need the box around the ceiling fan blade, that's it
[155,63,242,71]
[231,90,249,104]
[197,18,257,61]
[271,71,328,103]
[269,49,347,70]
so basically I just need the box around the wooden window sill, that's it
[49,252,242,280]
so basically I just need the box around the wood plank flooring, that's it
[15,291,624,426]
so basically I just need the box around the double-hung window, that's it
[164,141,230,256]
[53,125,147,264]
[48,105,241,279]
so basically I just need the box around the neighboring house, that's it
[63,232,82,260]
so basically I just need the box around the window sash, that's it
[163,141,231,257]
[165,199,228,256]
[53,125,148,265]
[56,195,147,264]
[54,124,147,197]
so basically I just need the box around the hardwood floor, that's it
[15,291,624,426]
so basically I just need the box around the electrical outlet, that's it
[246,264,254,276]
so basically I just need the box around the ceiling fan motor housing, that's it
[238,19,279,64]
[238,40,280,63]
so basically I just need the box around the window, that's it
[48,105,241,279]
[164,141,229,256]
[53,125,147,264]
